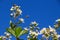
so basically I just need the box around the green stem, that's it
[16,37,20,40]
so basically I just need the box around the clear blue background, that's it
[0,0,60,40]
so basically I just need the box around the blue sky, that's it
[0,0,60,40]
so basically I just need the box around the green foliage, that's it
[7,28,16,37]
[15,27,22,37]
[19,30,28,36]
[7,27,28,38]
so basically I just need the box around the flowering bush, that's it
[0,4,60,40]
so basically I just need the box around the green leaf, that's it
[19,30,28,36]
[7,27,28,38]
[7,28,16,37]
[15,27,22,37]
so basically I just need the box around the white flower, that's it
[54,24,59,28]
[19,18,24,23]
[14,13,16,18]
[29,31,39,36]
[35,32,39,36]
[32,31,36,35]
[49,26,56,32]
[30,30,33,33]
[16,9,22,15]
[53,32,57,35]
[10,5,22,18]
[31,21,38,26]
[10,5,19,11]
[27,35,30,38]
[56,19,60,22]
[10,6,14,11]
[29,30,33,34]
[4,32,11,38]
[31,21,37,25]
[40,28,46,34]
[10,13,14,17]
[24,28,28,31]
[52,34,60,39]
[57,35,60,38]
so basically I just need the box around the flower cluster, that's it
[40,26,60,40]
[6,4,28,40]
[10,4,22,18]
[0,4,60,40]
[25,19,60,40]
[8,4,60,40]
[0,32,11,40]
[24,21,40,40]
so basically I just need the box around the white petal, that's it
[10,6,14,11]
[19,18,24,23]
[49,25,56,32]
[27,35,30,38]
[58,35,60,38]
[10,13,14,16]
[56,19,60,22]
[24,28,28,30]
[40,28,46,34]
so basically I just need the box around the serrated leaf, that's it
[19,30,28,36]
[7,28,16,37]
[15,27,22,37]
